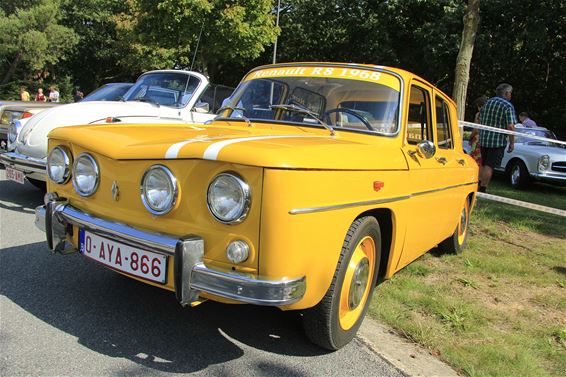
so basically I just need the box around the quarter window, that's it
[435,97,453,149]
[407,86,431,144]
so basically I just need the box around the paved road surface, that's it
[0,168,403,377]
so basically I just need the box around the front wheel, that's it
[303,216,381,350]
[509,160,530,189]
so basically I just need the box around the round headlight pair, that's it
[141,165,178,215]
[207,173,251,224]
[47,149,100,197]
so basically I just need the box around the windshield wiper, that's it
[270,104,334,136]
[215,106,251,127]
[132,96,160,107]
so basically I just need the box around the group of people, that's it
[468,83,538,193]
[19,86,60,102]
[19,87,84,103]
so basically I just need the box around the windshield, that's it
[516,128,558,146]
[82,84,133,102]
[218,66,401,134]
[124,72,201,107]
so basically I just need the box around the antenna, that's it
[190,23,205,71]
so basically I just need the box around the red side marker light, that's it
[373,181,384,191]
[22,111,33,119]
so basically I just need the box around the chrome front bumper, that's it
[35,198,306,307]
[0,151,47,181]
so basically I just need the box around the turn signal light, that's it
[22,111,33,119]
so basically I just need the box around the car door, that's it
[397,82,454,269]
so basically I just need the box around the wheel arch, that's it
[355,208,393,284]
[505,156,528,174]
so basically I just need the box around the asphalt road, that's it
[0,168,403,377]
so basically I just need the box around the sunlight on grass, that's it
[369,194,566,377]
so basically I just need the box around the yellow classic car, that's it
[35,63,478,350]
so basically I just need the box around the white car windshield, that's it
[218,66,401,134]
[124,72,200,108]
[516,128,559,146]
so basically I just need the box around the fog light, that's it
[226,240,250,264]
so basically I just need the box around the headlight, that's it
[47,146,72,184]
[72,153,99,196]
[8,120,23,144]
[207,172,251,224]
[140,165,178,215]
[538,155,550,172]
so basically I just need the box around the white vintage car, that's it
[496,125,566,188]
[1,70,233,188]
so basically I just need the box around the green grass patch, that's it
[369,193,566,376]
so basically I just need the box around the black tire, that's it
[27,178,46,192]
[303,216,381,350]
[508,160,530,189]
[439,198,470,254]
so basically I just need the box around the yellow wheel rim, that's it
[457,199,470,245]
[339,235,376,331]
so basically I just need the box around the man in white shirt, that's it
[48,86,60,102]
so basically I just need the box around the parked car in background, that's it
[0,70,233,187]
[496,125,566,188]
[35,62,478,350]
[0,101,59,151]
[80,83,133,102]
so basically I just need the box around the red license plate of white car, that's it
[5,166,25,184]
[79,230,167,284]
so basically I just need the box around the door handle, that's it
[457,159,466,166]
[435,156,447,165]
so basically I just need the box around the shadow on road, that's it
[0,242,327,373]
[0,178,43,214]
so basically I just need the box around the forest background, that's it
[1,0,564,138]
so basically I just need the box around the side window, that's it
[407,86,431,145]
[435,96,453,149]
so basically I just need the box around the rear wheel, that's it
[439,198,470,254]
[509,160,530,189]
[303,216,381,350]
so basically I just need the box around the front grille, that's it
[551,161,566,173]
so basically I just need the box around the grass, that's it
[368,177,566,377]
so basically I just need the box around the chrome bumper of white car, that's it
[35,196,306,307]
[0,151,47,181]
[531,171,566,183]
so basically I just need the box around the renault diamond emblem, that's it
[111,181,120,201]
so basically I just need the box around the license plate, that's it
[79,230,167,284]
[6,166,25,184]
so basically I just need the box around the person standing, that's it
[48,86,60,102]
[469,96,487,166]
[478,83,516,192]
[518,112,537,128]
[20,87,30,101]
[35,88,46,102]
[73,87,84,102]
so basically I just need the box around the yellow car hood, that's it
[49,121,408,170]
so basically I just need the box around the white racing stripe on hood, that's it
[165,136,214,159]
[202,135,326,161]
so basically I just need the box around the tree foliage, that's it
[0,0,79,85]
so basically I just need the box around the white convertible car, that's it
[1,70,233,188]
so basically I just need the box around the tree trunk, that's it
[452,0,480,121]
[1,52,22,85]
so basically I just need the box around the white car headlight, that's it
[538,155,550,172]
[72,153,99,196]
[207,172,251,224]
[141,165,178,215]
[8,120,23,145]
[47,146,72,184]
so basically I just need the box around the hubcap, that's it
[348,257,369,310]
[457,201,469,245]
[511,166,520,185]
[339,235,375,330]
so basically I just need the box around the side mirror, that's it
[416,140,436,159]
[193,101,210,113]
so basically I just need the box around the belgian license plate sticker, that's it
[79,230,167,284]
[6,167,25,184]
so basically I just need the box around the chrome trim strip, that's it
[0,151,46,173]
[289,181,478,215]
[191,263,306,306]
